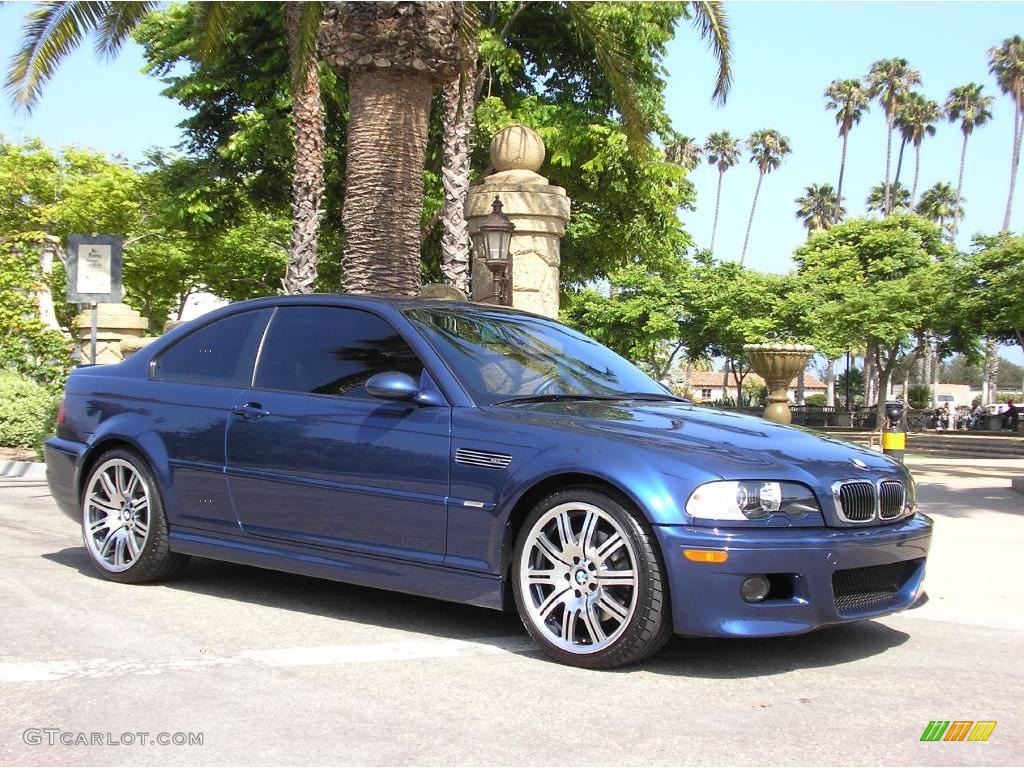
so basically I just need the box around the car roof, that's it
[216,294,551,320]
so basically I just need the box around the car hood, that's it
[483,400,902,482]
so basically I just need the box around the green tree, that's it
[794,215,953,425]
[6,0,325,295]
[867,181,911,214]
[894,92,940,205]
[437,1,733,294]
[915,182,962,237]
[795,183,844,235]
[989,36,1024,233]
[865,58,921,216]
[944,83,994,238]
[740,128,791,264]
[824,78,870,204]
[704,130,741,252]
[964,235,1024,354]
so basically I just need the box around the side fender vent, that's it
[455,448,512,470]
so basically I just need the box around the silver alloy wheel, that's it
[83,458,152,573]
[518,501,639,654]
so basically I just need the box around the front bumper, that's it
[654,513,932,638]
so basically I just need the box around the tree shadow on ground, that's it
[44,545,910,679]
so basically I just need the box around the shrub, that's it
[0,370,59,456]
[908,384,930,409]
[804,394,827,406]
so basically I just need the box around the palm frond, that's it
[96,0,159,60]
[192,1,246,62]
[6,0,108,112]
[565,2,651,153]
[282,2,324,92]
[687,1,731,106]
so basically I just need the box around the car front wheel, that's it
[81,449,188,583]
[512,488,672,668]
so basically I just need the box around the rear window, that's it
[153,309,270,387]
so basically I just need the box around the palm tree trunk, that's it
[837,132,849,203]
[883,118,894,216]
[825,357,835,407]
[439,65,475,295]
[710,170,725,252]
[952,132,969,240]
[342,68,434,295]
[984,337,1000,403]
[1003,106,1023,233]
[740,172,764,265]
[894,137,907,189]
[282,3,326,296]
[911,143,922,206]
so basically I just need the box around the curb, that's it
[0,461,46,481]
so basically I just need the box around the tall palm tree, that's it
[944,83,993,239]
[915,182,962,237]
[894,92,940,205]
[794,183,844,235]
[740,128,791,264]
[665,135,703,171]
[866,181,911,213]
[437,1,733,295]
[989,36,1024,233]
[865,58,921,216]
[704,130,741,252]
[824,78,869,204]
[320,2,475,295]
[985,37,1024,402]
[5,0,326,296]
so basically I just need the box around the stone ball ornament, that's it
[490,124,546,173]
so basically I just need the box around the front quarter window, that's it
[405,308,668,405]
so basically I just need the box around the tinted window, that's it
[254,306,423,398]
[154,309,270,386]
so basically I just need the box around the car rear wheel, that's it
[81,449,188,583]
[512,488,672,668]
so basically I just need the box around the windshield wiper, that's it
[493,392,688,406]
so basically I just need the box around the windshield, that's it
[405,307,670,406]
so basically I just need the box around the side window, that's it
[154,309,270,386]
[254,306,424,398]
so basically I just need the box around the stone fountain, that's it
[742,343,815,424]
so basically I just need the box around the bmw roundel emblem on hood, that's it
[851,458,869,470]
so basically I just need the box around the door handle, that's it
[232,402,270,420]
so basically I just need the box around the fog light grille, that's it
[832,559,922,615]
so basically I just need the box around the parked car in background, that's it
[45,296,932,668]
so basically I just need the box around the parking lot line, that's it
[0,635,535,683]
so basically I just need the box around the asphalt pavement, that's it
[0,455,1021,766]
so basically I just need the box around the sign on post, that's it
[66,235,124,364]
[66,234,123,304]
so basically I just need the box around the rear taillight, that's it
[56,399,66,428]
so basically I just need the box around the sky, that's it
[0,1,1022,364]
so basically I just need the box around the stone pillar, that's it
[73,302,150,364]
[466,124,570,318]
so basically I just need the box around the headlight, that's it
[686,481,821,521]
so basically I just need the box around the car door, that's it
[148,308,272,532]
[225,305,451,565]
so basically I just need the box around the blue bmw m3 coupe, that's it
[45,296,932,668]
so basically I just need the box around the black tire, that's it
[80,448,189,584]
[511,487,673,669]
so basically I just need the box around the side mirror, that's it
[365,371,419,401]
